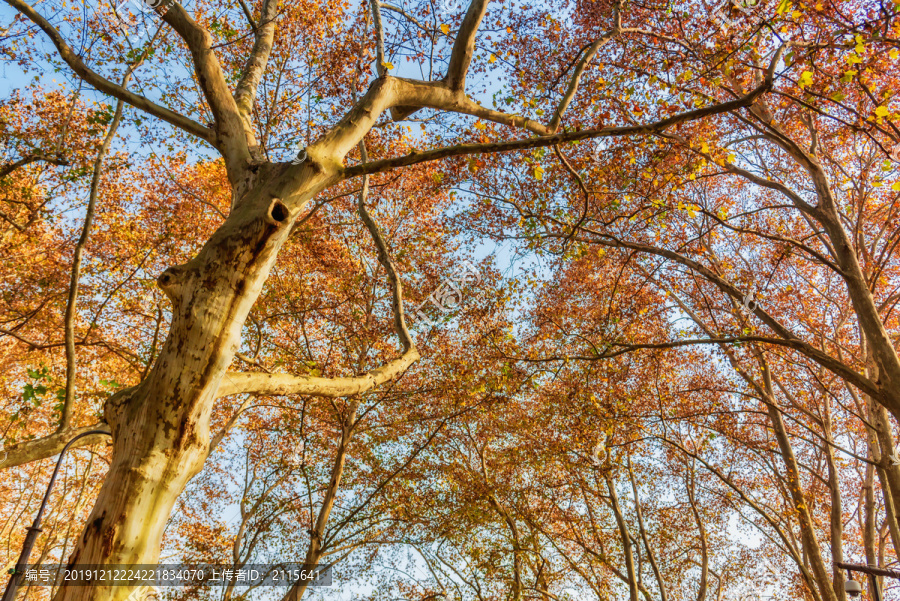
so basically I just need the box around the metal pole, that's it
[835,561,900,580]
[869,573,883,601]
[1,429,111,601]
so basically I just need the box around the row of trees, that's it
[1,0,899,598]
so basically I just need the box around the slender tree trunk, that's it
[626,456,668,601]
[486,492,524,601]
[283,401,357,601]
[765,403,838,601]
[822,399,846,601]
[864,452,878,574]
[605,473,639,601]
[685,466,708,601]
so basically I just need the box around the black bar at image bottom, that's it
[12,564,332,587]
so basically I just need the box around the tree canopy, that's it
[1,0,900,599]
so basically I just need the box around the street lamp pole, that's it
[1,429,111,601]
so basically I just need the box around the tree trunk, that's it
[605,473,639,601]
[765,404,838,601]
[52,166,313,601]
[822,398,846,601]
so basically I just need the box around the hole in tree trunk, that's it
[267,199,290,225]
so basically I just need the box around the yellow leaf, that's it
[440,23,449,34]
[892,182,900,191]
[876,105,889,117]
[700,142,710,154]
[381,61,394,70]
[533,165,544,180]
[489,53,497,63]
[891,49,900,60]
[474,121,486,130]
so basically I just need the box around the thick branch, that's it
[233,0,279,123]
[549,22,621,132]
[0,423,111,470]
[340,78,772,179]
[216,348,419,398]
[4,0,212,142]
[0,152,68,179]
[161,1,254,163]
[444,0,490,91]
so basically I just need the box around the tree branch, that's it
[61,93,127,432]
[357,140,415,353]
[0,423,111,470]
[340,77,773,179]
[444,0,490,91]
[549,7,622,133]
[216,348,419,398]
[233,0,279,125]
[0,152,68,179]
[160,1,255,167]
[4,0,212,142]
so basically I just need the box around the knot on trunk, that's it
[157,265,187,302]
[265,198,291,226]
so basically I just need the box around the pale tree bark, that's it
[626,455,668,601]
[858,337,900,558]
[864,442,878,572]
[604,473,639,601]
[280,136,415,601]
[685,462,708,601]
[821,396,846,601]
[865,396,900,556]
